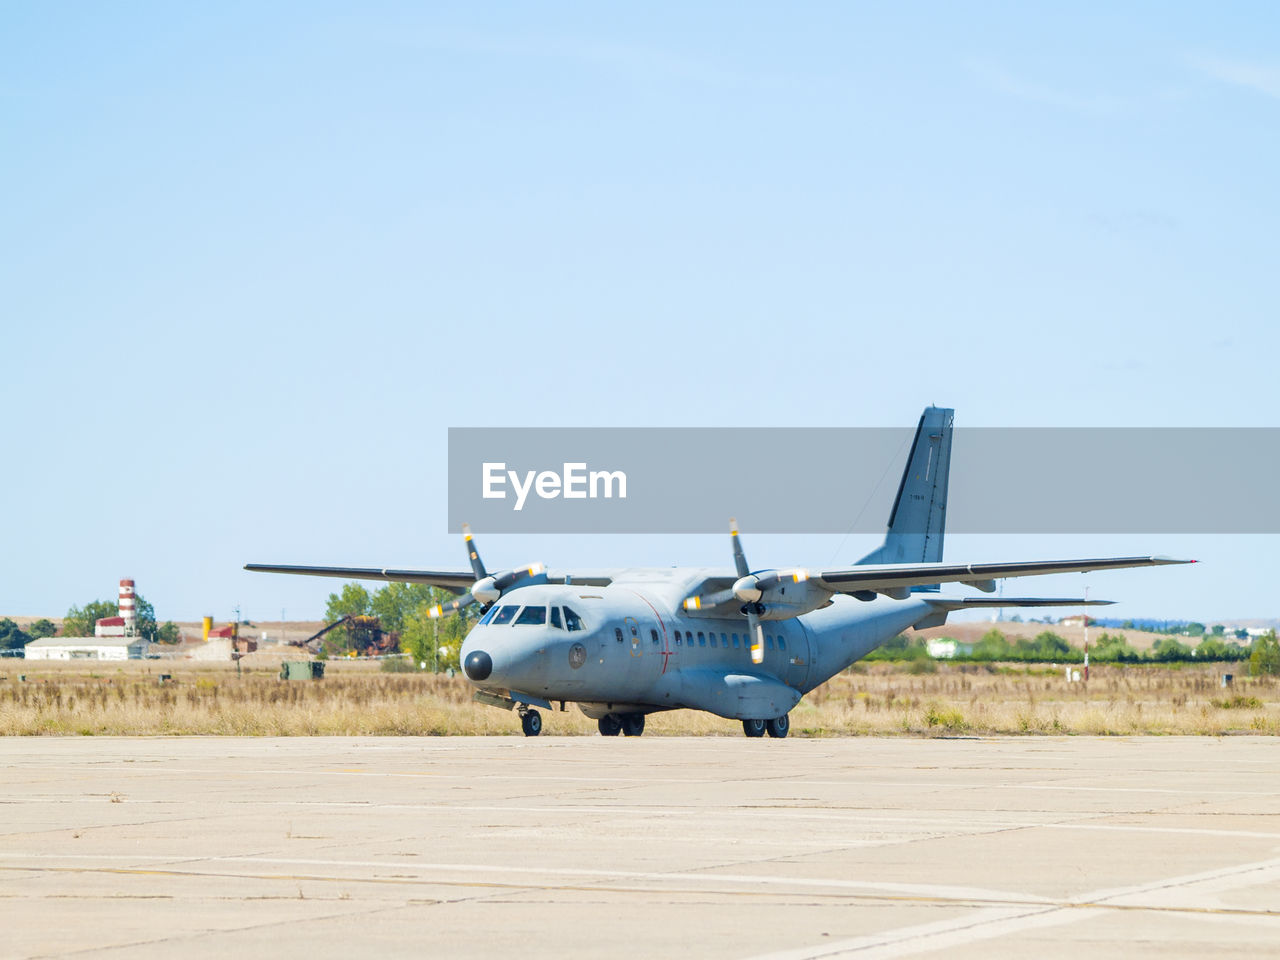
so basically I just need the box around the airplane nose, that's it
[464,650,493,682]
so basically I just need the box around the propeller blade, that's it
[730,518,750,579]
[462,523,488,581]
[727,521,766,660]
[427,593,474,619]
[473,563,546,605]
[493,563,545,591]
[747,605,765,664]
[683,588,738,611]
[749,568,810,593]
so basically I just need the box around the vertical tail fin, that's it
[856,406,953,569]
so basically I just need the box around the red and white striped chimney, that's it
[119,579,137,634]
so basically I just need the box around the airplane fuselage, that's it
[459,569,936,722]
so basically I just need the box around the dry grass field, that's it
[1,659,1276,736]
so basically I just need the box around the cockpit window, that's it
[490,605,519,625]
[562,606,584,632]
[478,606,499,626]
[515,606,546,626]
[550,606,563,629]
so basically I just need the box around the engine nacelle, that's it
[472,577,500,605]
[750,579,834,620]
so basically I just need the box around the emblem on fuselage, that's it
[568,642,587,669]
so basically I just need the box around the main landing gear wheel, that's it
[598,715,622,736]
[622,713,646,737]
[742,718,767,738]
[520,709,542,737]
[766,715,790,739]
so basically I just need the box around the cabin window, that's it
[766,636,775,650]
[490,605,519,626]
[562,606,584,632]
[550,606,563,629]
[777,636,787,651]
[614,627,624,643]
[675,631,683,645]
[732,633,740,648]
[630,623,639,637]
[697,632,706,647]
[650,629,660,646]
[710,634,717,648]
[515,606,546,626]
[720,633,728,648]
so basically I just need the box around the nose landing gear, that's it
[519,708,542,737]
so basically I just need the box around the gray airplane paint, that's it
[247,406,1191,738]
[460,580,932,723]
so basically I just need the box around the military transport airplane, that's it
[247,407,1191,738]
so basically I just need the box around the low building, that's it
[927,639,974,659]
[24,636,147,661]
[1059,615,1091,628]
[190,638,235,661]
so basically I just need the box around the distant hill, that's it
[916,620,1181,653]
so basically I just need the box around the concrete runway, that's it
[3,737,1279,959]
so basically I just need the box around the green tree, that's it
[325,583,373,621]
[972,628,1012,661]
[369,582,440,633]
[154,621,181,644]
[1152,637,1193,662]
[1091,631,1138,663]
[1195,636,1246,662]
[63,595,174,643]
[400,606,468,671]
[0,618,31,651]
[133,594,179,643]
[1183,622,1206,638]
[63,599,120,637]
[1248,630,1280,677]
[27,619,56,639]
[865,633,930,661]
[1030,630,1075,661]
[323,583,374,652]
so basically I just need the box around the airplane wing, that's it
[815,556,1192,595]
[244,564,476,593]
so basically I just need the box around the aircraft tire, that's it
[622,713,646,737]
[742,718,767,738]
[765,715,790,738]
[598,715,623,736]
[521,710,542,737]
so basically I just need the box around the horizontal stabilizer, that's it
[925,596,1114,609]
[818,556,1191,595]
[913,594,1115,631]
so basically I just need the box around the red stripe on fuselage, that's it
[622,589,673,674]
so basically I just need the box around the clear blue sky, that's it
[3,2,1277,624]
